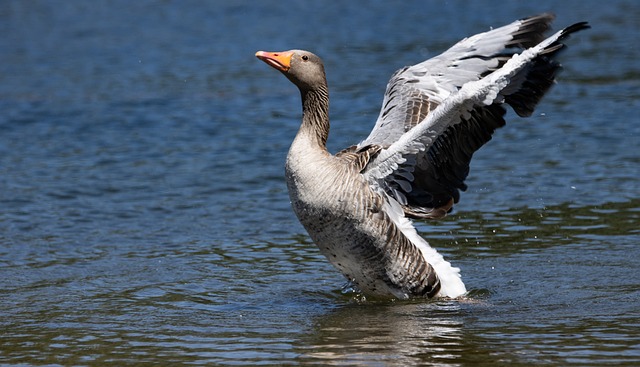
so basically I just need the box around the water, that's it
[1,0,639,365]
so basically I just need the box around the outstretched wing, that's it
[360,13,556,148]
[362,20,590,218]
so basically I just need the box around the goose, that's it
[256,14,589,299]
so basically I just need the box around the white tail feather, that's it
[383,197,467,298]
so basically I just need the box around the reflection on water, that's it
[301,301,467,365]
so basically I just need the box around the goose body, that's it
[256,14,589,299]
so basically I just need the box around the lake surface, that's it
[1,0,639,366]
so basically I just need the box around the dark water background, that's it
[1,0,639,366]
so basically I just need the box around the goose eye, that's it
[301,55,309,61]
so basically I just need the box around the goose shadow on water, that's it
[298,300,461,363]
[295,298,495,366]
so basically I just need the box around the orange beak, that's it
[255,50,293,72]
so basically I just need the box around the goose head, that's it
[256,49,327,92]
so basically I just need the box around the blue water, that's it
[1,1,639,366]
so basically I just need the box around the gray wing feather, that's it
[359,13,555,148]
[362,17,589,218]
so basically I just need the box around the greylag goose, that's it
[256,14,589,299]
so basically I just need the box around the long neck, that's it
[298,85,330,149]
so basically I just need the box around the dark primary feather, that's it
[505,13,556,48]
[505,21,591,117]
